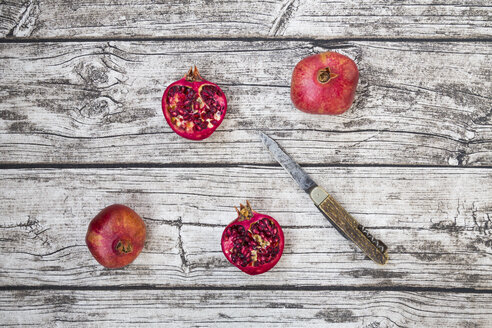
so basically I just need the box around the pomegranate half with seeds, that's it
[221,201,284,275]
[162,66,227,140]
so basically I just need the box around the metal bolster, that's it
[309,186,329,206]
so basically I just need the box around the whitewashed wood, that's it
[0,2,490,326]
[0,41,490,166]
[1,289,491,327]
[1,167,491,288]
[1,0,491,39]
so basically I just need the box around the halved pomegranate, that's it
[162,66,227,140]
[221,201,284,275]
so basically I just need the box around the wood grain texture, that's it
[0,41,490,166]
[1,166,490,288]
[0,0,491,39]
[1,289,491,327]
[0,1,38,37]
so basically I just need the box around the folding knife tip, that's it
[259,131,271,145]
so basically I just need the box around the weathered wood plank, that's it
[0,41,490,166]
[1,167,491,288]
[1,289,491,327]
[0,0,491,39]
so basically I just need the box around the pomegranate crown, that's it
[184,65,203,82]
[235,200,254,222]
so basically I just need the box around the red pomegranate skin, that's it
[291,52,359,115]
[86,204,146,269]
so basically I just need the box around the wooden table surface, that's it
[1,1,491,327]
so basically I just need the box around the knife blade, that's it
[260,132,388,265]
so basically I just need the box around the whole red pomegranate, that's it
[221,201,284,275]
[162,66,227,140]
[86,204,146,269]
[291,52,359,115]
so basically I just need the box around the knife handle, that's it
[309,186,389,265]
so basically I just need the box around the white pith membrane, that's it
[250,231,271,264]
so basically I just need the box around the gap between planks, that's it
[1,36,492,44]
[1,285,491,294]
[1,163,492,170]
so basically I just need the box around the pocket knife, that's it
[260,132,388,265]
